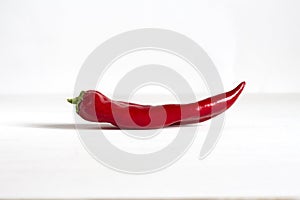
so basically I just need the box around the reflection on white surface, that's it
[0,94,300,198]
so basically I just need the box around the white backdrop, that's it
[1,1,300,198]
[0,0,299,94]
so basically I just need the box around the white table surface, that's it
[0,94,300,199]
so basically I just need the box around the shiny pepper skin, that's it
[68,82,245,129]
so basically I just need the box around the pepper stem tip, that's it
[67,98,73,104]
[67,91,86,113]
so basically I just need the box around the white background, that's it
[0,0,300,94]
[1,0,300,199]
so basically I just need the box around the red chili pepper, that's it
[68,82,245,129]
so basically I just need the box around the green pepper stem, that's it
[67,91,86,113]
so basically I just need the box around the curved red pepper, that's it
[68,82,245,129]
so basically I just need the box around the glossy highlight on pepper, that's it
[68,82,246,129]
